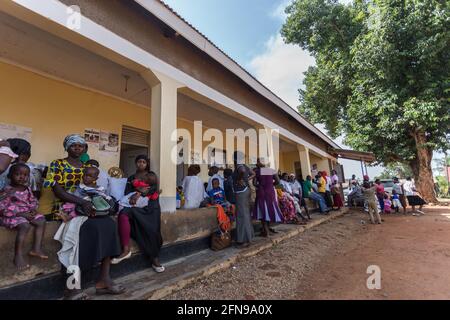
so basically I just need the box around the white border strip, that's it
[6,0,334,159]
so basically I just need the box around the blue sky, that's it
[163,0,287,68]
[161,0,395,179]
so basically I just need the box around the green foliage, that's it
[282,0,450,167]
[435,175,449,198]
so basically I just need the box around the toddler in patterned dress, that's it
[0,163,47,270]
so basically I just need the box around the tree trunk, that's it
[411,131,438,203]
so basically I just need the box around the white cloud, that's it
[248,34,314,108]
[248,32,385,179]
[271,0,292,21]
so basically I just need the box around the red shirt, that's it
[376,184,385,196]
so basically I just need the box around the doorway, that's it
[119,126,150,178]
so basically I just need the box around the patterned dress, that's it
[43,159,85,220]
[276,189,297,223]
[45,158,120,270]
[0,186,44,228]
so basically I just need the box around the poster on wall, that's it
[84,128,100,145]
[99,131,119,152]
[0,122,32,141]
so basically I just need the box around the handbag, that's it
[210,230,231,251]
[76,196,115,217]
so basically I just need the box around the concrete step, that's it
[87,209,348,300]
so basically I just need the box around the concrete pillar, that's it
[262,126,279,171]
[317,158,330,173]
[297,145,311,177]
[142,70,183,213]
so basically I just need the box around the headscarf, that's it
[7,138,31,156]
[63,134,86,151]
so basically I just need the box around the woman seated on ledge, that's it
[113,155,164,273]
[44,134,124,300]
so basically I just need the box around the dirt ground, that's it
[166,205,450,300]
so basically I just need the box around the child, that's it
[391,190,403,213]
[0,163,47,270]
[59,167,116,221]
[176,186,185,209]
[119,172,158,209]
[362,181,382,224]
[383,193,392,214]
[207,178,232,212]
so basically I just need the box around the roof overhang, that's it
[329,148,376,163]
[133,0,340,150]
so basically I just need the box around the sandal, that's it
[64,290,90,300]
[269,228,278,234]
[96,284,126,296]
[152,264,165,273]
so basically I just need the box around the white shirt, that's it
[206,173,224,192]
[325,176,332,192]
[403,180,415,196]
[182,175,208,209]
[96,169,110,194]
[392,183,404,195]
[331,174,339,185]
[290,180,302,196]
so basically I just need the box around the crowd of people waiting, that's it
[1,134,380,299]
[347,174,427,224]
[180,157,345,243]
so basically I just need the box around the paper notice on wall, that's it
[99,131,119,153]
[0,122,32,141]
[84,128,100,145]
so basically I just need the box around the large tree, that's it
[282,0,450,202]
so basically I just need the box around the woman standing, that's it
[232,151,255,248]
[403,177,426,215]
[330,170,343,210]
[45,134,124,299]
[113,155,164,273]
[252,158,284,237]
[374,179,385,212]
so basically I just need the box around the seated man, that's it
[310,180,331,214]
[347,182,364,207]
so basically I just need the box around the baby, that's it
[119,173,159,209]
[0,163,47,270]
